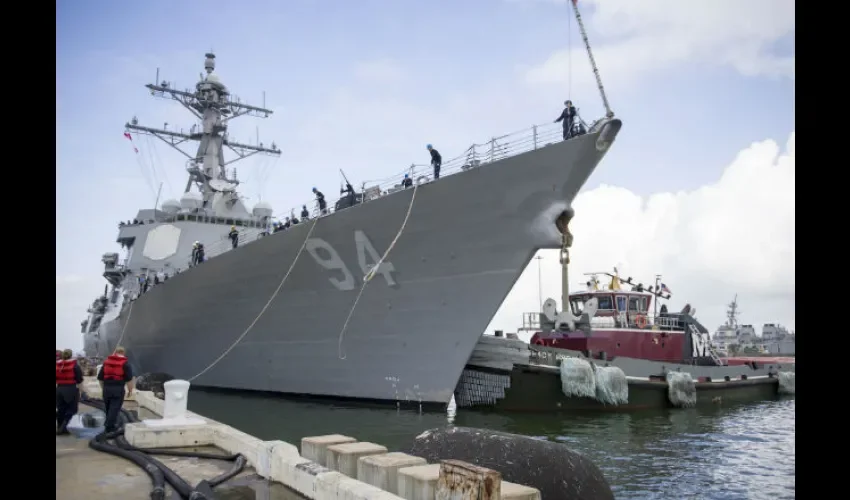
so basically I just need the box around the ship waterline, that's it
[87,126,620,405]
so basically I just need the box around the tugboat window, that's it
[616,296,627,311]
[597,295,614,310]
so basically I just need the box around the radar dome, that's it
[252,201,273,218]
[180,192,203,210]
[161,199,181,214]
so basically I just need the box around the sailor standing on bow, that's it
[313,187,327,215]
[555,100,577,140]
[426,144,442,180]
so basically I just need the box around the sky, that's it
[56,0,795,352]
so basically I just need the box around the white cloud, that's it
[524,0,795,88]
[487,131,796,338]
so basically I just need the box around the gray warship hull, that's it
[86,125,620,405]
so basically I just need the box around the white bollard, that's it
[163,379,191,419]
[142,379,206,427]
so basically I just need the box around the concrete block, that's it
[123,422,216,448]
[397,464,440,500]
[275,457,333,499]
[436,460,501,500]
[327,442,388,477]
[214,426,267,468]
[501,481,541,500]
[358,452,428,495]
[301,434,357,466]
[316,470,403,500]
[258,440,299,479]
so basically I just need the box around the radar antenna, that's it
[124,53,281,206]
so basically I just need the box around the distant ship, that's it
[711,296,795,356]
[78,4,622,405]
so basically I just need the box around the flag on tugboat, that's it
[660,283,672,294]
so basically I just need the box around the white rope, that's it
[110,299,135,355]
[188,217,321,381]
[338,184,420,360]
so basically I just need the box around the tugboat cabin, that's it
[529,273,694,363]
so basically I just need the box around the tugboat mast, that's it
[125,53,281,211]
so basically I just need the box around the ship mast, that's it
[725,295,740,328]
[125,53,281,210]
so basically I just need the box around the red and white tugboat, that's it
[455,216,795,412]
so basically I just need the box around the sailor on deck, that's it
[426,144,442,180]
[341,182,355,206]
[56,349,83,435]
[97,346,135,433]
[313,188,328,215]
[228,225,239,249]
[402,173,413,189]
[301,205,310,220]
[555,100,577,140]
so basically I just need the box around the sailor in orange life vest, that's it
[97,346,135,433]
[56,349,83,435]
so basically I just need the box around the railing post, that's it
[471,144,477,166]
[489,137,495,163]
[533,125,538,150]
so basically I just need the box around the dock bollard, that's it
[163,379,191,419]
[140,379,205,427]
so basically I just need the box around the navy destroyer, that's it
[78,4,623,405]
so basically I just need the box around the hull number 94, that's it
[305,230,397,291]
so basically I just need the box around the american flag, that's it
[660,283,671,294]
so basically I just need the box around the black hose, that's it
[89,427,166,500]
[208,454,248,487]
[80,396,223,500]
[115,435,198,499]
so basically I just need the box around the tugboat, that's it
[455,216,796,412]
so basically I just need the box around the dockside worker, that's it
[228,225,239,249]
[56,349,83,435]
[97,346,135,433]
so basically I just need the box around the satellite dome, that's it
[180,192,203,210]
[161,199,181,214]
[252,201,273,218]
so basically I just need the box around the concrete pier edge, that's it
[97,383,542,500]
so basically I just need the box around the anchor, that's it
[541,209,598,333]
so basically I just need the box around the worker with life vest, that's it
[97,346,135,433]
[228,226,239,249]
[56,349,83,435]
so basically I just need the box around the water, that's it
[188,391,795,499]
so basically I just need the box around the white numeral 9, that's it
[305,238,356,291]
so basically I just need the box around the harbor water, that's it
[187,391,795,500]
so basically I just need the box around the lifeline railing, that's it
[296,116,597,218]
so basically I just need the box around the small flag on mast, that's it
[660,283,671,294]
[123,131,139,153]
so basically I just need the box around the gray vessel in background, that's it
[79,7,622,405]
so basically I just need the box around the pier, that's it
[57,378,544,500]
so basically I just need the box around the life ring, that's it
[635,315,647,329]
